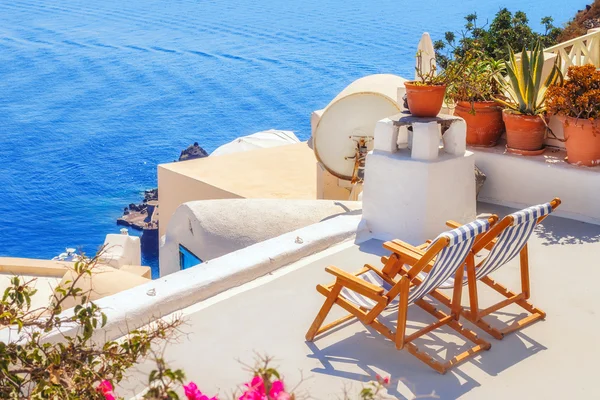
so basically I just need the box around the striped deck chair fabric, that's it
[340,219,490,309]
[474,203,553,280]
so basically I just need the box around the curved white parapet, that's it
[159,199,362,276]
[0,213,367,348]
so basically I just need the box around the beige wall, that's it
[316,162,352,200]
[157,166,242,238]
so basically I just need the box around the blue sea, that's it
[0,0,585,277]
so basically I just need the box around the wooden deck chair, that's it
[305,217,496,374]
[415,199,561,340]
[449,198,562,339]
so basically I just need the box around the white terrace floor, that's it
[124,203,600,399]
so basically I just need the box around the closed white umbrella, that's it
[210,129,300,157]
[415,32,436,80]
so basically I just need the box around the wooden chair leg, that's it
[451,256,467,319]
[407,299,491,374]
[405,342,446,374]
[460,265,545,340]
[520,244,531,299]
[465,257,479,322]
[395,279,410,350]
[305,283,342,341]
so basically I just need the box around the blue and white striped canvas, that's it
[339,219,490,310]
[407,219,490,304]
[340,270,398,310]
[474,203,553,280]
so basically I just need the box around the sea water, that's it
[0,0,585,277]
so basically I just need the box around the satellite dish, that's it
[314,74,405,181]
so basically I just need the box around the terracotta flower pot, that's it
[404,82,446,118]
[454,101,504,147]
[561,116,600,166]
[502,111,546,155]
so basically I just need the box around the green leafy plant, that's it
[445,48,506,108]
[413,50,453,86]
[0,250,183,399]
[494,41,563,115]
[0,253,403,400]
[434,9,562,69]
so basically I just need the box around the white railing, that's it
[546,30,600,73]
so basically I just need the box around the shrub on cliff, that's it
[434,8,562,68]
[558,1,600,42]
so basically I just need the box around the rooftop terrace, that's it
[120,203,600,399]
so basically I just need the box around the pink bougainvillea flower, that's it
[269,380,291,400]
[96,380,116,400]
[184,381,218,400]
[375,375,390,385]
[239,376,267,400]
[97,380,113,394]
[184,382,200,399]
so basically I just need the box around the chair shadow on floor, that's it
[305,300,547,399]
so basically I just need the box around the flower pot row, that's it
[405,83,545,151]
[405,44,600,166]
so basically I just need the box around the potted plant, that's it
[405,51,453,117]
[546,64,600,166]
[494,41,562,155]
[446,50,506,147]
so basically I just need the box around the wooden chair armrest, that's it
[417,240,432,250]
[325,266,384,295]
[446,220,462,229]
[384,239,427,264]
[384,239,426,256]
[383,240,436,274]
[364,264,397,286]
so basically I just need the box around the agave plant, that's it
[494,41,563,115]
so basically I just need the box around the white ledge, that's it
[0,214,366,345]
[473,143,600,225]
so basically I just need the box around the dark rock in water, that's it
[144,188,158,202]
[119,142,204,261]
[475,166,486,199]
[179,142,209,161]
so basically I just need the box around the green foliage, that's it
[494,41,563,115]
[144,358,188,400]
[445,48,506,105]
[434,9,562,68]
[0,252,406,400]
[0,249,183,399]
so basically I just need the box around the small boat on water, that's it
[52,248,81,262]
